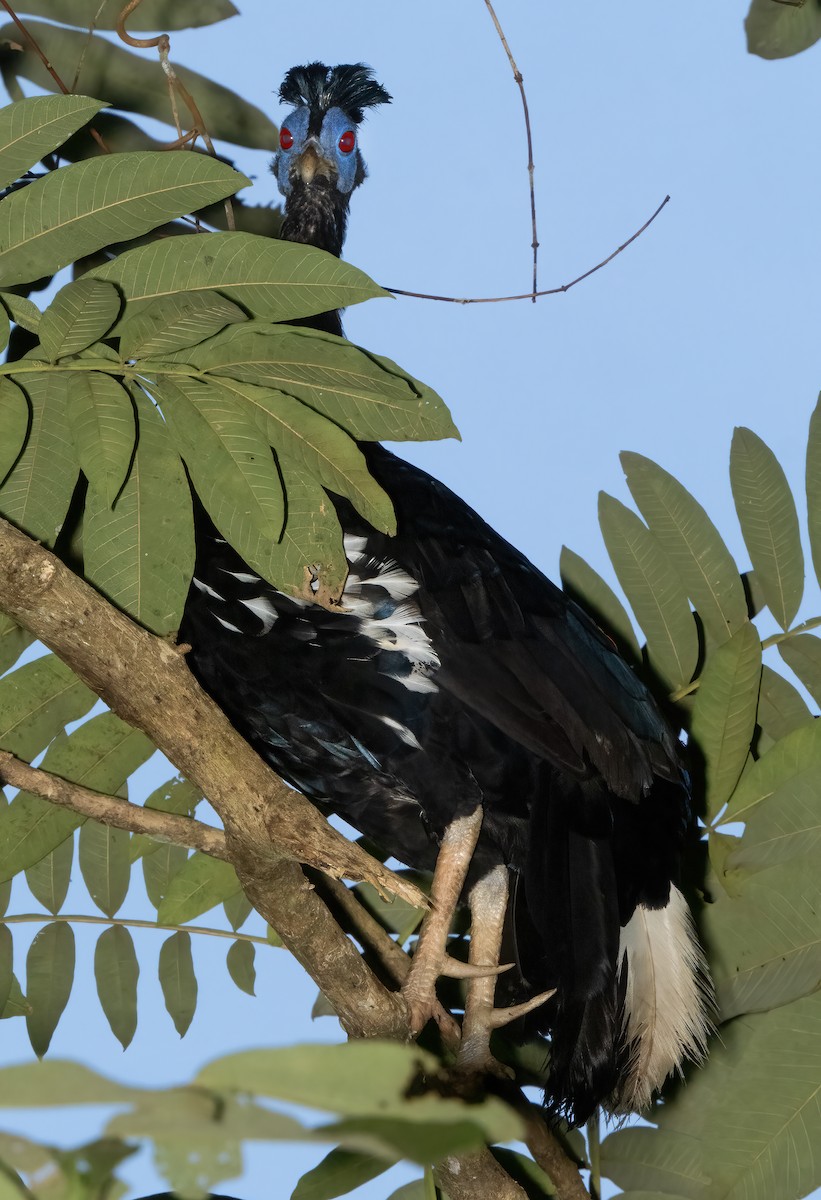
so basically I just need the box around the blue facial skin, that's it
[274,105,359,197]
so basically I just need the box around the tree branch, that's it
[0,750,228,858]
[0,518,586,1200]
[0,515,413,1039]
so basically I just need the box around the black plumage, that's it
[181,63,711,1125]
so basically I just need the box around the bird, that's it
[179,62,712,1126]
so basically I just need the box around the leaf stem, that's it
[761,615,821,649]
[2,911,272,945]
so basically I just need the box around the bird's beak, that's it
[293,139,336,185]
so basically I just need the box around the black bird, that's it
[180,62,711,1125]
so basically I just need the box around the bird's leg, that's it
[402,806,506,1036]
[458,864,556,1074]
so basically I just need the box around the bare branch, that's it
[0,750,227,858]
[484,0,539,299]
[387,194,670,304]
[524,1106,592,1200]
[0,524,588,1200]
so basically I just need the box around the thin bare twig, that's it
[70,0,109,93]
[0,750,229,859]
[484,0,539,300]
[386,195,670,304]
[116,0,236,230]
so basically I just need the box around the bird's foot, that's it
[457,986,556,1076]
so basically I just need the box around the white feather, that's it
[615,884,713,1111]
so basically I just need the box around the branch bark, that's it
[0,750,228,857]
[0,516,584,1200]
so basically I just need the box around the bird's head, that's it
[273,62,391,200]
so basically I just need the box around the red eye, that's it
[279,127,293,151]
[338,130,355,154]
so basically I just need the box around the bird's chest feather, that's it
[181,528,443,798]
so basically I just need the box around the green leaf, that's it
[639,989,821,1200]
[690,622,761,820]
[0,709,153,884]
[79,822,131,918]
[0,290,40,332]
[84,387,194,635]
[1,974,29,1019]
[0,924,11,1017]
[223,888,253,931]
[225,939,255,997]
[0,793,8,918]
[158,930,197,1036]
[66,372,135,505]
[0,652,95,762]
[0,1059,137,1105]
[199,1042,522,1144]
[157,851,241,925]
[187,323,456,442]
[598,492,698,689]
[0,377,29,485]
[94,924,138,1049]
[92,231,388,323]
[39,277,121,361]
[18,0,238,30]
[745,0,821,58]
[807,395,821,589]
[0,94,106,192]
[621,451,747,642]
[292,1149,392,1200]
[778,632,821,707]
[353,881,424,944]
[489,1148,556,1199]
[238,456,347,601]
[730,427,803,629]
[385,1184,427,1200]
[143,842,188,911]
[25,921,75,1056]
[756,664,813,744]
[321,1115,487,1166]
[559,545,640,660]
[152,374,285,541]
[705,858,821,1019]
[0,304,8,354]
[25,835,73,915]
[726,720,821,869]
[600,1127,710,1199]
[0,613,32,675]
[1,22,275,149]
[118,289,247,360]
[0,371,77,546]
[0,151,248,287]
[130,776,201,861]
[214,375,396,534]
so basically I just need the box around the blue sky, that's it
[2,2,820,1197]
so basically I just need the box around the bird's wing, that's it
[361,447,682,801]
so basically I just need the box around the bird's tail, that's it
[611,885,712,1113]
[517,776,711,1125]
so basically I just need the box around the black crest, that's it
[278,62,391,125]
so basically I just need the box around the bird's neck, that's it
[281,180,349,260]
[280,181,350,337]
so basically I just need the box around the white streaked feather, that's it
[193,577,224,601]
[379,715,423,750]
[214,614,242,634]
[615,884,713,1112]
[219,568,261,584]
[238,593,278,634]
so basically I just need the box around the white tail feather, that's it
[615,885,713,1111]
